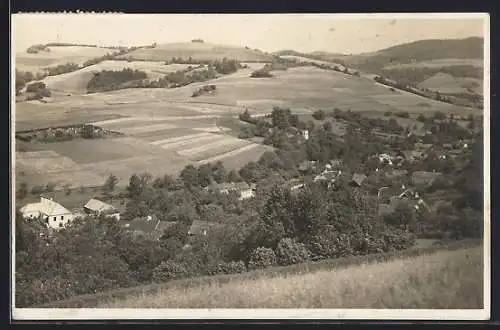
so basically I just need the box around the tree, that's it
[228,169,243,182]
[312,109,326,120]
[16,182,28,200]
[103,174,118,194]
[180,165,199,188]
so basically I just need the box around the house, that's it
[20,196,74,229]
[188,220,216,236]
[378,153,393,165]
[411,171,443,187]
[350,173,367,187]
[286,178,305,192]
[84,198,121,220]
[206,182,255,200]
[301,129,309,140]
[122,217,176,240]
[298,160,317,173]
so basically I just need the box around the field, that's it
[14,52,477,190]
[15,45,115,73]
[42,61,194,95]
[99,245,483,309]
[115,42,273,62]
[15,114,271,188]
[419,73,483,95]
[383,58,483,70]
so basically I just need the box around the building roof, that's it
[210,182,251,192]
[21,197,72,217]
[351,173,367,186]
[84,198,117,213]
[411,171,442,186]
[188,220,215,236]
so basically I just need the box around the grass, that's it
[39,239,482,308]
[102,246,483,309]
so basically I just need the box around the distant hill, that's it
[341,37,484,73]
[116,42,274,62]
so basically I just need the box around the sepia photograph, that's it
[11,13,490,320]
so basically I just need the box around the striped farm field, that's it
[179,137,252,160]
[197,143,274,169]
[153,133,227,150]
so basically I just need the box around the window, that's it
[61,215,64,220]
[53,217,56,221]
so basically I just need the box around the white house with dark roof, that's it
[84,198,121,220]
[20,197,74,229]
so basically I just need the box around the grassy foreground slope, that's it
[99,245,483,309]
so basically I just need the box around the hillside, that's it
[342,37,484,72]
[116,42,273,62]
[15,45,118,73]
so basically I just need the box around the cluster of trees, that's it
[15,70,47,95]
[26,44,50,53]
[86,69,148,93]
[46,62,81,76]
[25,81,51,100]
[167,57,242,76]
[155,67,218,88]
[191,84,216,97]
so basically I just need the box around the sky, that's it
[12,14,486,55]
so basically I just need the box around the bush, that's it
[151,260,189,283]
[211,260,247,275]
[308,231,354,260]
[250,68,273,78]
[395,111,410,118]
[417,114,427,122]
[275,238,310,266]
[383,229,416,251]
[384,111,392,117]
[86,68,148,93]
[248,247,277,270]
[312,109,326,121]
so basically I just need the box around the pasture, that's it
[98,245,483,309]
[115,42,272,62]
[42,61,194,95]
[419,73,483,95]
[15,46,114,73]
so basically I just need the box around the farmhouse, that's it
[188,220,216,236]
[84,198,121,220]
[20,197,75,229]
[206,182,256,200]
[351,173,367,187]
[122,217,176,240]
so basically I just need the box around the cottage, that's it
[206,182,255,200]
[20,197,74,229]
[188,220,215,236]
[350,173,367,187]
[84,198,121,220]
[286,178,305,192]
[411,171,443,187]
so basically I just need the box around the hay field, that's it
[100,245,483,309]
[42,61,193,94]
[15,46,114,73]
[418,73,483,95]
[115,42,272,62]
[15,150,107,188]
[383,58,483,70]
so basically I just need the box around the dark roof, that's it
[351,173,367,186]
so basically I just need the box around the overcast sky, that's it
[12,14,486,55]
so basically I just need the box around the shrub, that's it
[395,111,410,118]
[308,231,354,260]
[151,260,189,283]
[250,68,273,78]
[248,247,277,270]
[384,111,392,117]
[275,238,310,266]
[383,229,416,251]
[312,109,326,121]
[211,260,247,275]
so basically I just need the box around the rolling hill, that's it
[115,42,273,62]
